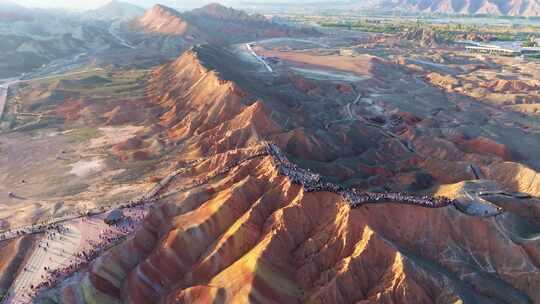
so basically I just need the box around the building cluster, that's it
[460,40,540,56]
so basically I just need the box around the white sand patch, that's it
[70,159,104,177]
[290,67,364,82]
[90,125,144,149]
[47,131,61,137]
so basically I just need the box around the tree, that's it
[523,35,538,47]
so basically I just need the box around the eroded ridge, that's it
[264,142,458,209]
[169,141,458,211]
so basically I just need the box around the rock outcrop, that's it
[133,4,193,36]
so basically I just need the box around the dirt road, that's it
[0,86,7,121]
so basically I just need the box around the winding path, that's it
[0,78,21,121]
[109,21,135,49]
[246,43,273,73]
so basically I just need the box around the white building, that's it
[460,40,540,56]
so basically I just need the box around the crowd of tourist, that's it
[0,166,173,242]
[179,148,270,192]
[263,141,455,209]
[25,210,146,301]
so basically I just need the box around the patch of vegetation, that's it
[76,75,111,86]
[110,159,160,183]
[67,127,102,143]
[526,54,540,59]
[319,20,404,34]
[316,16,539,43]
[46,183,90,197]
[47,175,70,186]
[12,117,63,132]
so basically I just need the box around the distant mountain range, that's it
[0,0,32,22]
[241,0,540,17]
[86,0,145,20]
[346,0,540,17]
[5,0,540,17]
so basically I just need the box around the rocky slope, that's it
[132,4,194,37]
[85,0,145,20]
[41,45,540,304]
[131,3,318,45]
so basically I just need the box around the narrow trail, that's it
[339,94,423,157]
[109,21,136,49]
[0,86,8,121]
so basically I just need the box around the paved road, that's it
[109,21,135,49]
[0,86,8,121]
[246,43,273,73]
[0,78,21,121]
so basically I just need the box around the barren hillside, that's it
[131,3,319,45]
[39,45,540,304]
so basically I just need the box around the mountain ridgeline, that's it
[348,0,540,17]
[131,3,319,44]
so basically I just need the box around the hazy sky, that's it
[13,0,114,9]
[11,0,236,10]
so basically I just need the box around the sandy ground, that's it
[90,126,145,149]
[290,67,364,82]
[69,159,105,178]
[0,131,72,226]
[258,49,378,75]
[0,124,149,230]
